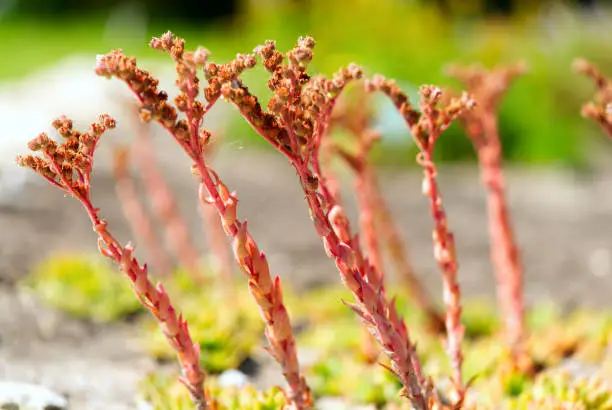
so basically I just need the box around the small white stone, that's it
[0,381,68,410]
[134,397,154,410]
[316,396,375,410]
[217,369,249,388]
[588,247,610,278]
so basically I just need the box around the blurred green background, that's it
[2,0,612,165]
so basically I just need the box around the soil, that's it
[1,144,612,409]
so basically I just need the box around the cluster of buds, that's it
[96,52,177,127]
[96,38,211,155]
[446,62,527,145]
[446,63,526,107]
[18,116,208,409]
[574,58,612,138]
[366,76,474,152]
[19,115,114,195]
[367,76,475,402]
[206,37,362,159]
[447,63,528,369]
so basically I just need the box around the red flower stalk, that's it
[329,91,446,335]
[17,116,208,409]
[574,58,612,138]
[367,76,475,401]
[130,115,202,279]
[113,146,173,276]
[447,63,527,365]
[212,38,436,408]
[95,33,311,408]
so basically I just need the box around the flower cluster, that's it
[574,58,612,138]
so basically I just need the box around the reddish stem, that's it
[419,150,464,397]
[477,115,525,361]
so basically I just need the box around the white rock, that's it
[134,397,154,410]
[217,369,249,388]
[316,396,375,410]
[0,381,68,410]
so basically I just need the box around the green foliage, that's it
[510,372,612,409]
[22,254,612,408]
[462,299,502,339]
[140,270,264,373]
[20,253,143,322]
[308,356,403,407]
[290,285,612,408]
[140,373,286,410]
[22,254,263,373]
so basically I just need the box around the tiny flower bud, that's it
[422,177,431,196]
[223,197,237,229]
[204,62,218,79]
[249,282,273,310]
[328,205,351,243]
[139,107,154,122]
[253,253,272,293]
[193,47,210,66]
[361,283,378,309]
[95,54,111,77]
[322,237,334,258]
[173,120,190,141]
[232,223,249,266]
[338,242,357,270]
[27,133,51,151]
[98,114,116,129]
[270,305,292,341]
[340,267,361,294]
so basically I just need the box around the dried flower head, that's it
[446,62,527,113]
[574,58,612,138]
[17,115,116,197]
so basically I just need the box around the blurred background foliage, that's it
[2,0,612,165]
